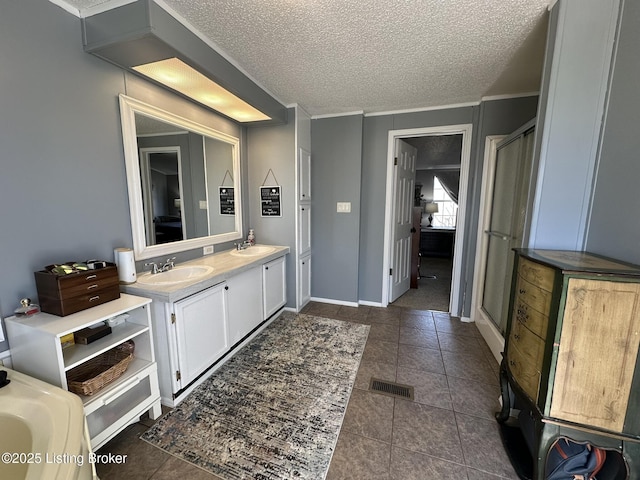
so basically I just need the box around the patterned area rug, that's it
[141,311,369,479]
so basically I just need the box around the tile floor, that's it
[94,303,518,480]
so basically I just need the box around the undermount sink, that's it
[136,265,215,285]
[229,245,276,257]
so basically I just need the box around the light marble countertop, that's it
[121,245,290,303]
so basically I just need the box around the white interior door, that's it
[389,139,417,303]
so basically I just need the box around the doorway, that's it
[382,124,473,315]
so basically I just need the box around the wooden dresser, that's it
[498,249,640,479]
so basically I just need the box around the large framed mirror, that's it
[119,94,242,260]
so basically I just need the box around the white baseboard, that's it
[473,313,504,365]
[358,300,383,307]
[460,316,473,323]
[310,297,359,307]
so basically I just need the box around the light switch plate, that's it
[337,202,351,213]
[199,200,208,210]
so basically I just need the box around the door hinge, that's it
[394,157,398,166]
[176,370,181,382]
[171,313,176,324]
[389,268,393,275]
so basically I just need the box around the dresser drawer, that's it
[513,295,550,338]
[518,257,555,292]
[510,320,545,369]
[35,266,120,316]
[507,341,541,402]
[515,275,553,317]
[55,269,119,300]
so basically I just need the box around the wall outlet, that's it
[203,245,214,255]
[337,202,351,213]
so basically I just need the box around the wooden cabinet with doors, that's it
[497,249,640,479]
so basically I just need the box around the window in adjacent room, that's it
[433,176,458,228]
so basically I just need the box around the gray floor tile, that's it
[367,307,402,326]
[354,359,397,390]
[95,424,171,479]
[342,388,395,442]
[399,326,440,349]
[390,446,469,480]
[362,339,398,365]
[150,455,222,479]
[448,376,501,420]
[301,301,341,317]
[456,412,518,478]
[437,331,487,357]
[326,432,391,480]
[397,343,445,374]
[368,322,400,342]
[466,467,520,479]
[396,365,452,410]
[392,400,464,463]
[335,305,370,322]
[442,350,499,385]
[434,315,479,338]
[400,312,436,331]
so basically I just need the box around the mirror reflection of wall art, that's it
[260,186,282,217]
[219,187,235,216]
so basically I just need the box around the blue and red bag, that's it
[546,438,607,480]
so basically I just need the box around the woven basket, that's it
[67,340,135,396]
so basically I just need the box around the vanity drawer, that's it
[518,257,555,292]
[35,266,120,316]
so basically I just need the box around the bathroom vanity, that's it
[122,245,289,406]
[5,294,162,450]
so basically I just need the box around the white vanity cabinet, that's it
[142,251,289,406]
[172,283,228,391]
[5,294,162,450]
[263,256,287,319]
[227,266,263,345]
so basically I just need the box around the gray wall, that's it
[0,0,128,333]
[586,0,640,263]
[246,112,297,307]
[356,101,537,314]
[527,0,620,250]
[311,115,364,303]
[0,0,250,350]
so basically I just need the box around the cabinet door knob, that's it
[265,266,269,270]
[225,286,229,290]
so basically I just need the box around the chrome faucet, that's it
[161,257,176,272]
[144,257,176,274]
[235,241,252,251]
[144,261,160,274]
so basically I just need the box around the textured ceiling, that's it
[56,0,551,117]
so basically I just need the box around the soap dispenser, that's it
[247,229,255,246]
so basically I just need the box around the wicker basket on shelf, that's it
[67,340,135,396]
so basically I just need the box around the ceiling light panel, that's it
[133,57,271,122]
